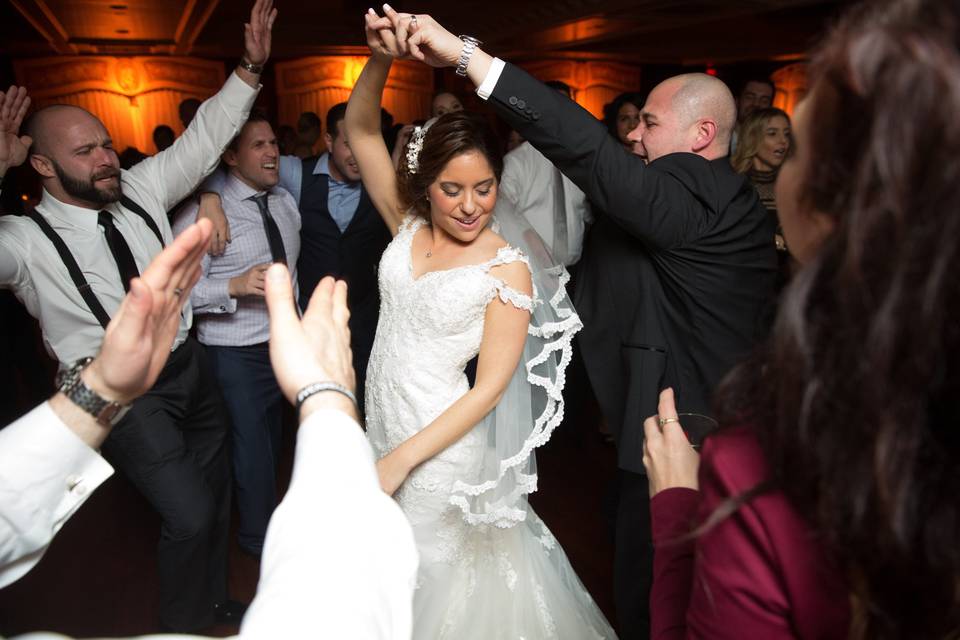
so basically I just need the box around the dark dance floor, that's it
[0,390,618,637]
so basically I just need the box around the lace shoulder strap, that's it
[397,214,425,237]
[483,245,536,311]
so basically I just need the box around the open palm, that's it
[0,86,31,177]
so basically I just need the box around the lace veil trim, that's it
[447,199,583,528]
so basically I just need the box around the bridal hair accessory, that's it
[405,117,436,174]
[406,126,427,173]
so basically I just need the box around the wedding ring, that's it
[659,416,679,426]
[173,287,183,297]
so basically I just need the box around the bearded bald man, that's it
[0,0,277,631]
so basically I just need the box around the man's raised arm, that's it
[371,7,693,250]
[125,0,277,215]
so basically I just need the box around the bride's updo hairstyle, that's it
[398,111,504,218]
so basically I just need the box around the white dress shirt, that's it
[3,407,418,640]
[0,402,113,590]
[499,141,592,266]
[0,71,259,368]
[172,173,301,347]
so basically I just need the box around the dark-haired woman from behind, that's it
[343,8,617,639]
[644,0,960,638]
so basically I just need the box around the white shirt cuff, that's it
[0,401,113,588]
[475,57,506,101]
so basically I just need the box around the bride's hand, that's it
[364,6,415,60]
[376,451,413,495]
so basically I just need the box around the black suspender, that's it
[26,209,112,329]
[26,195,165,330]
[120,195,165,248]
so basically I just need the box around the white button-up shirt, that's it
[173,173,301,347]
[0,405,417,640]
[0,71,259,368]
[499,141,592,266]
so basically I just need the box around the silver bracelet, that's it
[295,381,357,414]
[456,35,482,77]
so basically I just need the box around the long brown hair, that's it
[729,107,790,174]
[397,112,503,218]
[717,0,960,637]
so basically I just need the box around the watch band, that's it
[238,58,264,74]
[58,358,130,427]
[456,36,482,77]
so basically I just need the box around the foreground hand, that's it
[265,270,356,418]
[366,6,462,68]
[83,219,213,405]
[376,450,413,496]
[243,0,277,66]
[0,85,32,179]
[642,388,700,497]
[197,193,230,255]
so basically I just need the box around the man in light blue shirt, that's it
[175,112,301,556]
[200,102,392,410]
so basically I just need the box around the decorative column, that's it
[771,63,808,117]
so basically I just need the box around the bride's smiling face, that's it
[427,150,498,242]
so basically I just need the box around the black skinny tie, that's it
[98,211,140,293]
[251,193,288,265]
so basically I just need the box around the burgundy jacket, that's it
[650,426,850,639]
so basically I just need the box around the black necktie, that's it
[251,193,288,265]
[98,211,140,293]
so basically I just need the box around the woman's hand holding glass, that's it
[642,388,702,497]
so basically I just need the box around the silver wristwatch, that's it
[57,357,131,427]
[456,35,482,77]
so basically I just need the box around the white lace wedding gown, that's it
[366,217,617,639]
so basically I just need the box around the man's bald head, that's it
[668,73,737,151]
[24,103,122,209]
[25,104,103,157]
[631,73,737,163]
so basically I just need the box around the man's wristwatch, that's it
[238,58,264,74]
[456,36,482,77]
[57,357,131,427]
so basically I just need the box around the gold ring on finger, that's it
[659,416,679,426]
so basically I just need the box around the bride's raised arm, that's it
[344,14,406,236]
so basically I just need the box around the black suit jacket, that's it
[489,63,776,472]
[296,160,392,408]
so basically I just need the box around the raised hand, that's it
[243,0,277,66]
[0,86,32,179]
[83,219,214,405]
[364,6,453,67]
[264,269,357,420]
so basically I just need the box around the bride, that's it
[344,9,618,640]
